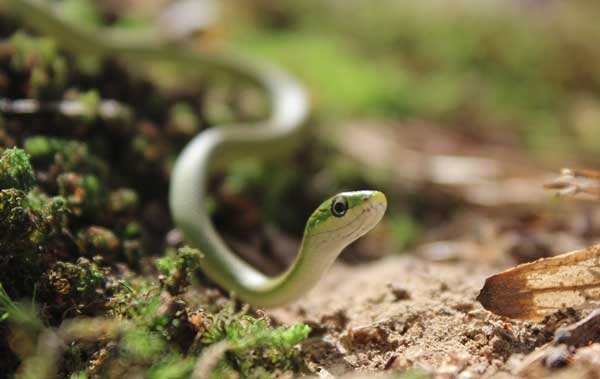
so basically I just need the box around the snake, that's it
[6,0,387,307]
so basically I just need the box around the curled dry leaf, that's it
[477,244,600,320]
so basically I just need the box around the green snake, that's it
[6,0,387,307]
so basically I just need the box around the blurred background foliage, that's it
[225,0,600,163]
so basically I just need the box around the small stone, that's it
[542,345,571,369]
[387,283,411,301]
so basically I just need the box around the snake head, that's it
[304,190,387,249]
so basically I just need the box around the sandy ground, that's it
[268,253,599,378]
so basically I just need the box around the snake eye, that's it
[331,196,348,217]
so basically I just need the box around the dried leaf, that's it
[477,245,600,320]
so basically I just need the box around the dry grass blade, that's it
[477,245,600,320]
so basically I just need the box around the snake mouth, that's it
[368,191,387,212]
[341,204,385,244]
[360,192,387,234]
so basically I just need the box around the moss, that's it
[0,188,67,249]
[9,31,67,97]
[101,278,310,378]
[120,329,166,362]
[58,173,105,217]
[199,310,310,378]
[157,246,204,295]
[25,191,68,244]
[1,10,317,379]
[41,258,108,317]
[0,187,68,298]
[0,148,35,191]
[145,355,195,379]
[108,188,139,215]
[0,188,29,243]
[76,226,121,262]
[24,137,104,176]
[68,372,89,379]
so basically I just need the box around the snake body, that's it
[8,0,387,307]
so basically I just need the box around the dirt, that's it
[267,251,596,378]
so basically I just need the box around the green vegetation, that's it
[236,31,409,117]
[9,31,67,97]
[200,310,310,379]
[156,246,204,295]
[0,31,311,374]
[230,1,600,161]
[0,283,43,333]
[0,186,68,296]
[0,148,35,191]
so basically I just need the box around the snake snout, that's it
[368,191,387,210]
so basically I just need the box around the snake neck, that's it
[254,233,347,306]
[171,128,332,308]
